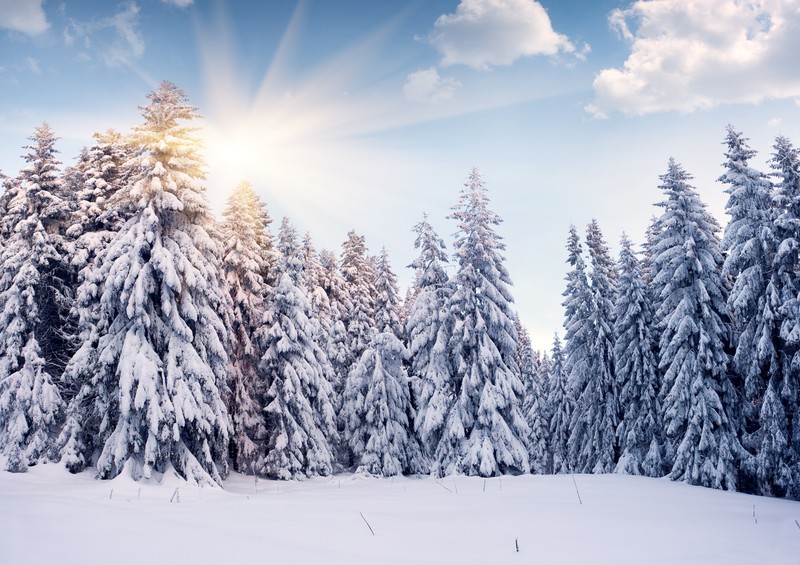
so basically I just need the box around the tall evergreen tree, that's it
[346,248,422,476]
[318,249,351,399]
[547,333,571,473]
[58,82,231,485]
[568,220,618,473]
[431,168,529,477]
[520,320,550,474]
[405,215,452,458]
[652,158,745,490]
[719,126,776,441]
[219,180,271,473]
[63,129,135,271]
[564,222,617,474]
[257,218,338,479]
[767,136,800,497]
[0,123,66,471]
[561,225,592,474]
[339,230,377,464]
[613,234,664,477]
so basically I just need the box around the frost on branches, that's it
[432,168,529,477]
[58,82,231,485]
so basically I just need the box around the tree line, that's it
[0,81,796,500]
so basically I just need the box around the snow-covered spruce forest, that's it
[0,80,798,501]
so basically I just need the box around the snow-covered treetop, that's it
[11,122,64,228]
[373,247,402,336]
[125,81,207,215]
[410,213,448,290]
[277,217,304,285]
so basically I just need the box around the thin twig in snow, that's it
[434,479,453,493]
[571,475,582,505]
[360,512,376,536]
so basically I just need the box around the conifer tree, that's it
[548,333,571,473]
[347,248,422,476]
[432,168,529,477]
[257,218,338,479]
[569,220,618,474]
[613,234,664,477]
[339,231,377,464]
[0,123,66,471]
[63,129,134,272]
[766,136,800,497]
[405,215,452,458]
[564,222,617,474]
[220,180,271,473]
[319,249,351,399]
[520,320,550,474]
[652,158,745,490]
[58,82,231,485]
[720,126,776,451]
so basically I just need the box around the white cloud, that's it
[161,0,193,7]
[588,0,800,118]
[65,2,145,68]
[0,0,49,35]
[403,67,460,102]
[427,0,579,70]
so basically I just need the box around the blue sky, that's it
[2,0,800,347]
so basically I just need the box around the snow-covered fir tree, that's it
[339,230,377,464]
[565,221,618,474]
[318,248,351,399]
[613,234,664,477]
[519,319,550,474]
[570,220,618,473]
[63,129,135,272]
[257,218,338,479]
[340,230,376,367]
[58,82,231,485]
[652,158,746,490]
[432,168,529,477]
[219,180,271,473]
[719,126,776,459]
[0,123,67,471]
[345,248,422,476]
[405,215,453,458]
[764,135,800,497]
[547,333,571,473]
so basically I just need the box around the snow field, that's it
[1,466,799,564]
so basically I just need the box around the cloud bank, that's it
[588,0,800,117]
[0,0,49,36]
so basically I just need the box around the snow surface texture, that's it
[1,465,798,564]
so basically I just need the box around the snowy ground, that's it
[1,465,799,564]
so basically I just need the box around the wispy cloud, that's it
[426,0,582,70]
[64,1,145,68]
[161,0,193,7]
[403,67,460,103]
[0,0,49,36]
[588,0,800,118]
